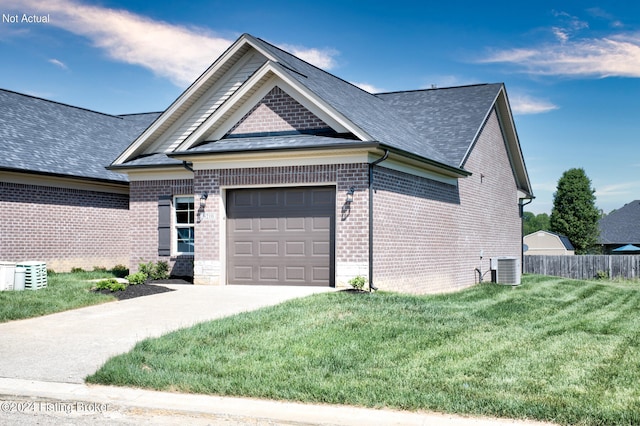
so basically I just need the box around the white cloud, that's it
[595,182,640,198]
[48,58,67,69]
[509,94,558,115]
[278,44,338,70]
[352,82,385,93]
[5,0,339,87]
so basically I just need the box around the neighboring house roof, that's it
[598,200,640,244]
[0,89,159,183]
[110,34,532,197]
[524,230,574,251]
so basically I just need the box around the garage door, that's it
[227,186,335,286]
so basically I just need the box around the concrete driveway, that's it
[0,284,333,384]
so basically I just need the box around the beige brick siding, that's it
[129,179,194,276]
[0,181,129,272]
[228,86,330,135]
[372,109,521,293]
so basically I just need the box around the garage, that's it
[226,186,335,286]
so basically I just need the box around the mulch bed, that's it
[93,282,183,301]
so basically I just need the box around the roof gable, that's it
[111,33,531,193]
[0,89,158,183]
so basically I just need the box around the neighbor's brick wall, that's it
[129,179,194,276]
[372,108,521,293]
[0,181,129,272]
[228,86,330,135]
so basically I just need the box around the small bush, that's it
[92,266,107,272]
[126,271,147,285]
[111,264,129,278]
[595,270,609,280]
[348,275,367,290]
[138,261,169,281]
[94,278,127,292]
[71,267,85,273]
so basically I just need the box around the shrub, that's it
[71,267,85,273]
[595,270,609,280]
[126,271,147,285]
[348,275,367,290]
[111,264,129,278]
[92,266,107,272]
[94,278,127,292]
[138,261,169,281]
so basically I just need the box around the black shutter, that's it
[158,195,172,256]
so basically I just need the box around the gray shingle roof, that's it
[376,84,503,167]
[598,200,640,244]
[250,37,455,166]
[0,89,159,182]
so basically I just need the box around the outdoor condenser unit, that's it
[490,257,521,286]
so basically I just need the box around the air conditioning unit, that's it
[490,257,521,286]
[16,262,47,290]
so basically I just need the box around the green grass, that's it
[87,275,640,425]
[0,271,116,322]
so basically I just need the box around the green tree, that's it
[523,211,550,235]
[550,168,600,254]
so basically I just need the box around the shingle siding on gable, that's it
[227,86,330,136]
[0,181,129,272]
[372,109,520,293]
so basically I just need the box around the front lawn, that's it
[87,276,640,425]
[0,271,116,322]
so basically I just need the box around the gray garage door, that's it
[227,186,335,286]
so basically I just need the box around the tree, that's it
[550,168,600,254]
[523,211,550,235]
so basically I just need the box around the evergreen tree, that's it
[550,168,600,254]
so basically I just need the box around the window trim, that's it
[173,195,195,255]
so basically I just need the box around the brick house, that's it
[0,89,158,272]
[109,34,533,293]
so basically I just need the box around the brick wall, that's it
[129,179,194,276]
[0,181,129,272]
[372,109,521,293]
[192,164,369,285]
[228,86,330,135]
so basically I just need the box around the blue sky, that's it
[1,0,639,214]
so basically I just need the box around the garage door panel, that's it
[259,241,279,256]
[285,241,305,256]
[259,266,279,280]
[227,186,335,286]
[259,217,279,231]
[285,217,305,230]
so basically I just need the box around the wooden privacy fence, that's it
[524,255,640,280]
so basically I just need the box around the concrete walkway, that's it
[0,284,333,383]
[0,284,555,425]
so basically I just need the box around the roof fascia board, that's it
[176,62,371,151]
[0,170,129,194]
[112,34,255,166]
[459,86,503,168]
[109,165,194,181]
[494,88,533,197]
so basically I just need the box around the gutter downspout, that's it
[368,149,389,292]
[182,161,194,173]
[519,196,535,274]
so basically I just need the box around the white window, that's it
[174,196,195,254]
